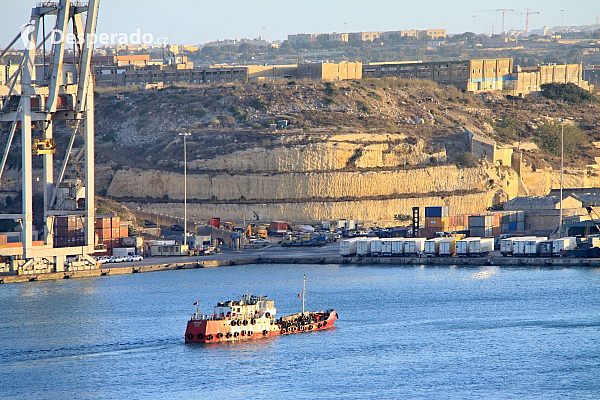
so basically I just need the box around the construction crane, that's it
[520,7,540,37]
[472,9,515,35]
[0,0,100,272]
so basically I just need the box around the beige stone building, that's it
[297,62,362,82]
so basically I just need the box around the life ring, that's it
[251,318,256,324]
[206,334,213,340]
[308,325,313,330]
[231,320,237,326]
[186,333,194,340]
[265,312,271,318]
[323,321,328,326]
[243,320,249,326]
[234,332,239,337]
[241,330,246,336]
[217,332,223,338]
[317,323,322,328]
[262,330,268,336]
[248,331,253,336]
[197,333,204,340]
[226,332,232,338]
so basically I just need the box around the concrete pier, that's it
[1,255,598,285]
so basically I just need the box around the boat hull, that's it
[185,310,337,343]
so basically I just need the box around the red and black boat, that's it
[185,277,337,343]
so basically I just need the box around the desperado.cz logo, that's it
[19,21,167,49]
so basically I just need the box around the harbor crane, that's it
[0,0,100,273]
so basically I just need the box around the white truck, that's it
[552,237,577,257]
[404,238,426,256]
[339,238,361,256]
[424,237,445,257]
[469,238,494,257]
[500,236,535,256]
[439,237,459,257]
[456,238,478,257]
[524,238,548,257]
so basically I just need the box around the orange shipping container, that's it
[95,228,112,239]
[426,217,449,229]
[120,226,129,238]
[95,217,111,229]
[0,234,7,247]
[111,217,121,228]
[112,227,120,238]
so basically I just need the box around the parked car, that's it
[250,238,270,245]
[109,256,127,263]
[170,224,184,231]
[126,255,143,262]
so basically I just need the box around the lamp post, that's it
[179,132,191,247]
[559,119,565,238]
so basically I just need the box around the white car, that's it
[126,255,143,262]
[109,256,127,263]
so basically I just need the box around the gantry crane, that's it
[0,0,100,272]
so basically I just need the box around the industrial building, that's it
[288,29,446,43]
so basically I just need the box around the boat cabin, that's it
[213,294,276,320]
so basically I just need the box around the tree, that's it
[534,123,588,157]
[540,83,598,104]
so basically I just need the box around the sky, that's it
[0,0,598,48]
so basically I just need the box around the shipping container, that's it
[508,222,518,231]
[456,238,479,257]
[426,217,449,229]
[425,206,449,218]
[552,237,577,256]
[469,215,493,228]
[516,221,525,231]
[502,223,510,234]
[470,227,494,238]
[112,227,120,238]
[337,219,348,230]
[111,217,121,228]
[269,221,289,232]
[512,238,530,256]
[379,239,394,256]
[356,238,375,257]
[469,238,494,257]
[404,238,426,255]
[369,239,383,256]
[348,220,358,231]
[424,237,445,257]
[439,237,459,256]
[539,240,554,257]
[525,238,547,257]
[418,227,442,238]
[209,218,221,228]
[95,227,112,239]
[500,236,535,256]
[120,226,129,238]
[516,211,525,222]
[95,217,111,229]
[339,238,361,256]
[390,238,405,256]
[321,221,331,230]
[0,234,7,247]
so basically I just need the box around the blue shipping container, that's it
[509,222,518,231]
[425,206,448,218]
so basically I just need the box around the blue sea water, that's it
[0,264,599,399]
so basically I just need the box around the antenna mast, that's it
[302,275,306,314]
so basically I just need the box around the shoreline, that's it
[1,255,598,284]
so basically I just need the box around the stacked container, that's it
[94,215,123,249]
[54,215,85,247]
[425,206,450,230]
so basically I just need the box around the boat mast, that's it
[302,275,306,314]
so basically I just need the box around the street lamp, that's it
[558,119,565,238]
[179,132,191,247]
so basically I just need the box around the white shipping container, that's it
[391,238,405,256]
[380,239,394,256]
[348,220,358,230]
[469,238,494,256]
[339,238,361,256]
[404,238,426,255]
[456,238,479,257]
[356,238,375,256]
[370,239,384,256]
[424,237,445,257]
[524,238,547,256]
[552,237,577,256]
[500,236,535,256]
[439,237,459,256]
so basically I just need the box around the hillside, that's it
[76,80,600,222]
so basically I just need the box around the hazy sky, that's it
[1,0,598,48]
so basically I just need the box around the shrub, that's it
[540,83,598,104]
[534,122,588,157]
[455,152,479,168]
